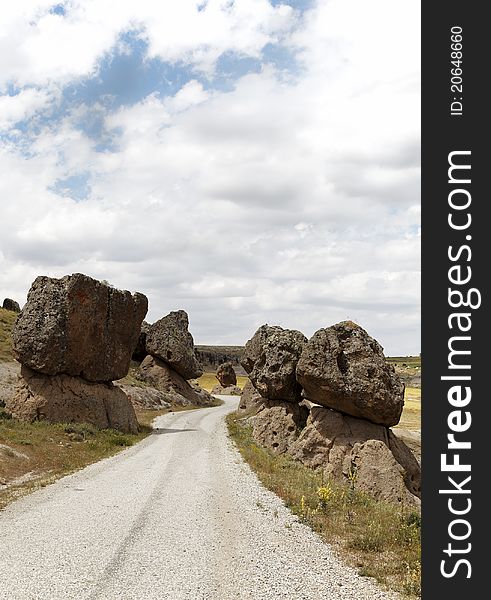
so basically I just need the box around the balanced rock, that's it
[2,298,21,313]
[241,325,307,402]
[13,274,148,382]
[251,399,309,455]
[289,405,420,505]
[118,384,171,411]
[238,380,265,415]
[296,321,404,426]
[137,355,212,407]
[211,384,242,396]
[216,362,237,387]
[7,366,138,434]
[145,310,202,380]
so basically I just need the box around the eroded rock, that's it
[145,310,202,380]
[2,298,20,313]
[7,366,138,434]
[12,274,148,382]
[251,400,309,455]
[216,362,237,387]
[296,321,404,426]
[241,325,307,402]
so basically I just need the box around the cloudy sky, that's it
[0,0,420,355]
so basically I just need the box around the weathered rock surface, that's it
[132,321,151,362]
[241,325,307,402]
[296,321,404,426]
[251,400,309,455]
[211,384,242,396]
[2,298,20,313]
[12,274,148,382]
[145,310,202,380]
[216,362,237,387]
[7,366,139,434]
[289,405,420,505]
[137,355,213,407]
[238,379,265,415]
[117,384,171,411]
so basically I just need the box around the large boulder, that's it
[251,399,309,455]
[216,362,237,386]
[12,274,148,382]
[296,321,404,426]
[117,384,171,411]
[145,310,202,380]
[7,366,138,434]
[289,405,420,505]
[137,355,213,407]
[2,298,20,313]
[237,379,265,415]
[241,325,307,402]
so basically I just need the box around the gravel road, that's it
[0,397,398,600]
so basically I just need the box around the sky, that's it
[0,0,420,355]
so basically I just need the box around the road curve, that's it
[0,397,397,600]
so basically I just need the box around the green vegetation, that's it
[227,415,421,598]
[387,356,421,369]
[0,308,16,362]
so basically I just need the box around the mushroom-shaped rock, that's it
[12,274,148,382]
[145,310,203,380]
[2,298,21,313]
[296,321,404,427]
[216,362,237,387]
[241,325,307,402]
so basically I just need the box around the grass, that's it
[0,308,17,362]
[387,356,421,369]
[398,387,421,431]
[227,414,421,598]
[197,372,248,392]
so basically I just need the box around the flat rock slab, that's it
[13,273,148,382]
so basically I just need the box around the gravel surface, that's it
[0,396,399,599]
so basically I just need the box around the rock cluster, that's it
[7,274,147,433]
[2,298,21,313]
[135,312,212,407]
[239,321,419,505]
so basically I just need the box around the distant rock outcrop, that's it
[296,321,404,427]
[145,310,203,380]
[137,355,213,407]
[216,361,237,387]
[8,274,147,433]
[2,298,20,313]
[241,325,307,402]
[8,366,138,434]
[12,274,148,382]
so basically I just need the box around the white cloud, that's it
[0,0,421,355]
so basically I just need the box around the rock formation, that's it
[7,274,147,433]
[137,355,214,407]
[117,384,171,411]
[132,321,151,362]
[216,362,237,386]
[238,320,419,505]
[13,274,148,382]
[2,298,21,313]
[211,384,242,396]
[296,321,404,427]
[9,366,138,434]
[241,325,307,402]
[145,310,203,380]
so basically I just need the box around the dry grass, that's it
[0,308,16,362]
[197,372,248,392]
[227,415,421,598]
[398,387,421,431]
